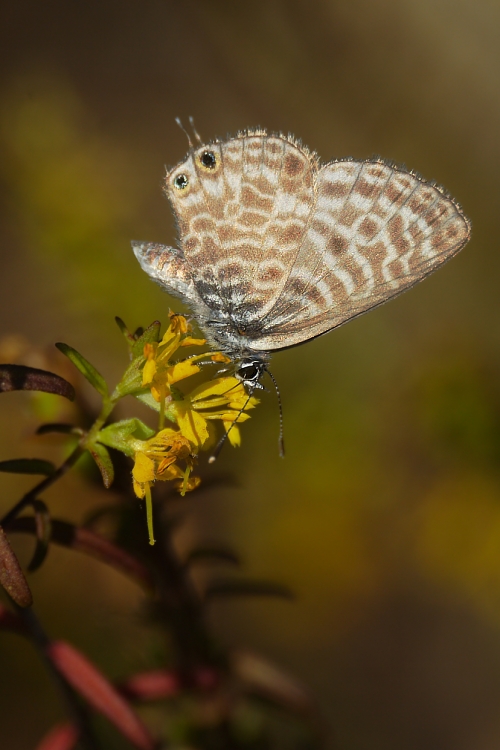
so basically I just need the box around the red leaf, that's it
[0,365,75,400]
[47,641,156,750]
[0,525,32,607]
[118,669,180,701]
[35,723,79,750]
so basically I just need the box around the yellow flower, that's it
[131,428,198,545]
[172,377,258,450]
[142,320,202,401]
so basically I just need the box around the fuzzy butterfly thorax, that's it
[132,129,471,372]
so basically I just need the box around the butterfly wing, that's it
[132,241,207,311]
[245,160,471,351]
[164,133,316,326]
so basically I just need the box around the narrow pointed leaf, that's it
[8,517,153,591]
[115,316,135,343]
[185,546,241,568]
[55,343,108,397]
[35,722,79,750]
[36,423,82,436]
[118,670,180,701]
[134,390,161,412]
[88,443,114,489]
[131,321,161,358]
[0,458,55,476]
[0,525,32,607]
[0,365,75,400]
[232,649,317,718]
[47,641,156,750]
[27,500,52,572]
[205,578,294,601]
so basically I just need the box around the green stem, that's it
[158,388,166,431]
[145,485,155,546]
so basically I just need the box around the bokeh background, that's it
[1,1,500,748]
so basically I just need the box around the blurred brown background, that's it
[1,1,500,748]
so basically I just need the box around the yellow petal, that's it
[142,357,157,386]
[132,452,156,484]
[154,427,180,441]
[156,331,182,361]
[174,404,210,448]
[191,395,233,410]
[177,475,201,492]
[167,359,200,383]
[223,421,241,447]
[169,312,189,334]
[180,336,206,347]
[189,377,242,402]
[133,478,146,498]
[143,342,157,359]
[158,463,184,480]
[204,410,251,423]
[211,352,231,363]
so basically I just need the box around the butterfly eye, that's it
[237,360,262,383]
[173,173,189,190]
[200,150,217,170]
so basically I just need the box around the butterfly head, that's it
[235,356,267,391]
[165,143,223,204]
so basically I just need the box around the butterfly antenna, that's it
[188,116,203,145]
[266,367,285,457]
[175,117,193,148]
[208,389,255,464]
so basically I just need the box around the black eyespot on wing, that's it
[200,151,217,169]
[174,174,189,190]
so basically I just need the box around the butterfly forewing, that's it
[132,241,204,307]
[246,159,470,351]
[166,134,315,325]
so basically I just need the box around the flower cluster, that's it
[83,313,257,544]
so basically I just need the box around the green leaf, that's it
[115,317,137,359]
[27,500,52,572]
[131,320,161,359]
[134,390,160,412]
[0,364,75,400]
[0,525,32,607]
[96,418,155,456]
[0,458,56,476]
[88,443,114,488]
[113,358,145,398]
[115,316,135,343]
[204,578,294,601]
[36,423,82,436]
[55,343,108,397]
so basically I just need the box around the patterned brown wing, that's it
[132,241,206,309]
[163,132,316,325]
[247,160,471,352]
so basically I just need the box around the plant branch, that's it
[16,605,102,750]
[0,445,85,529]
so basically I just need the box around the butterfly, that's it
[132,129,471,389]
